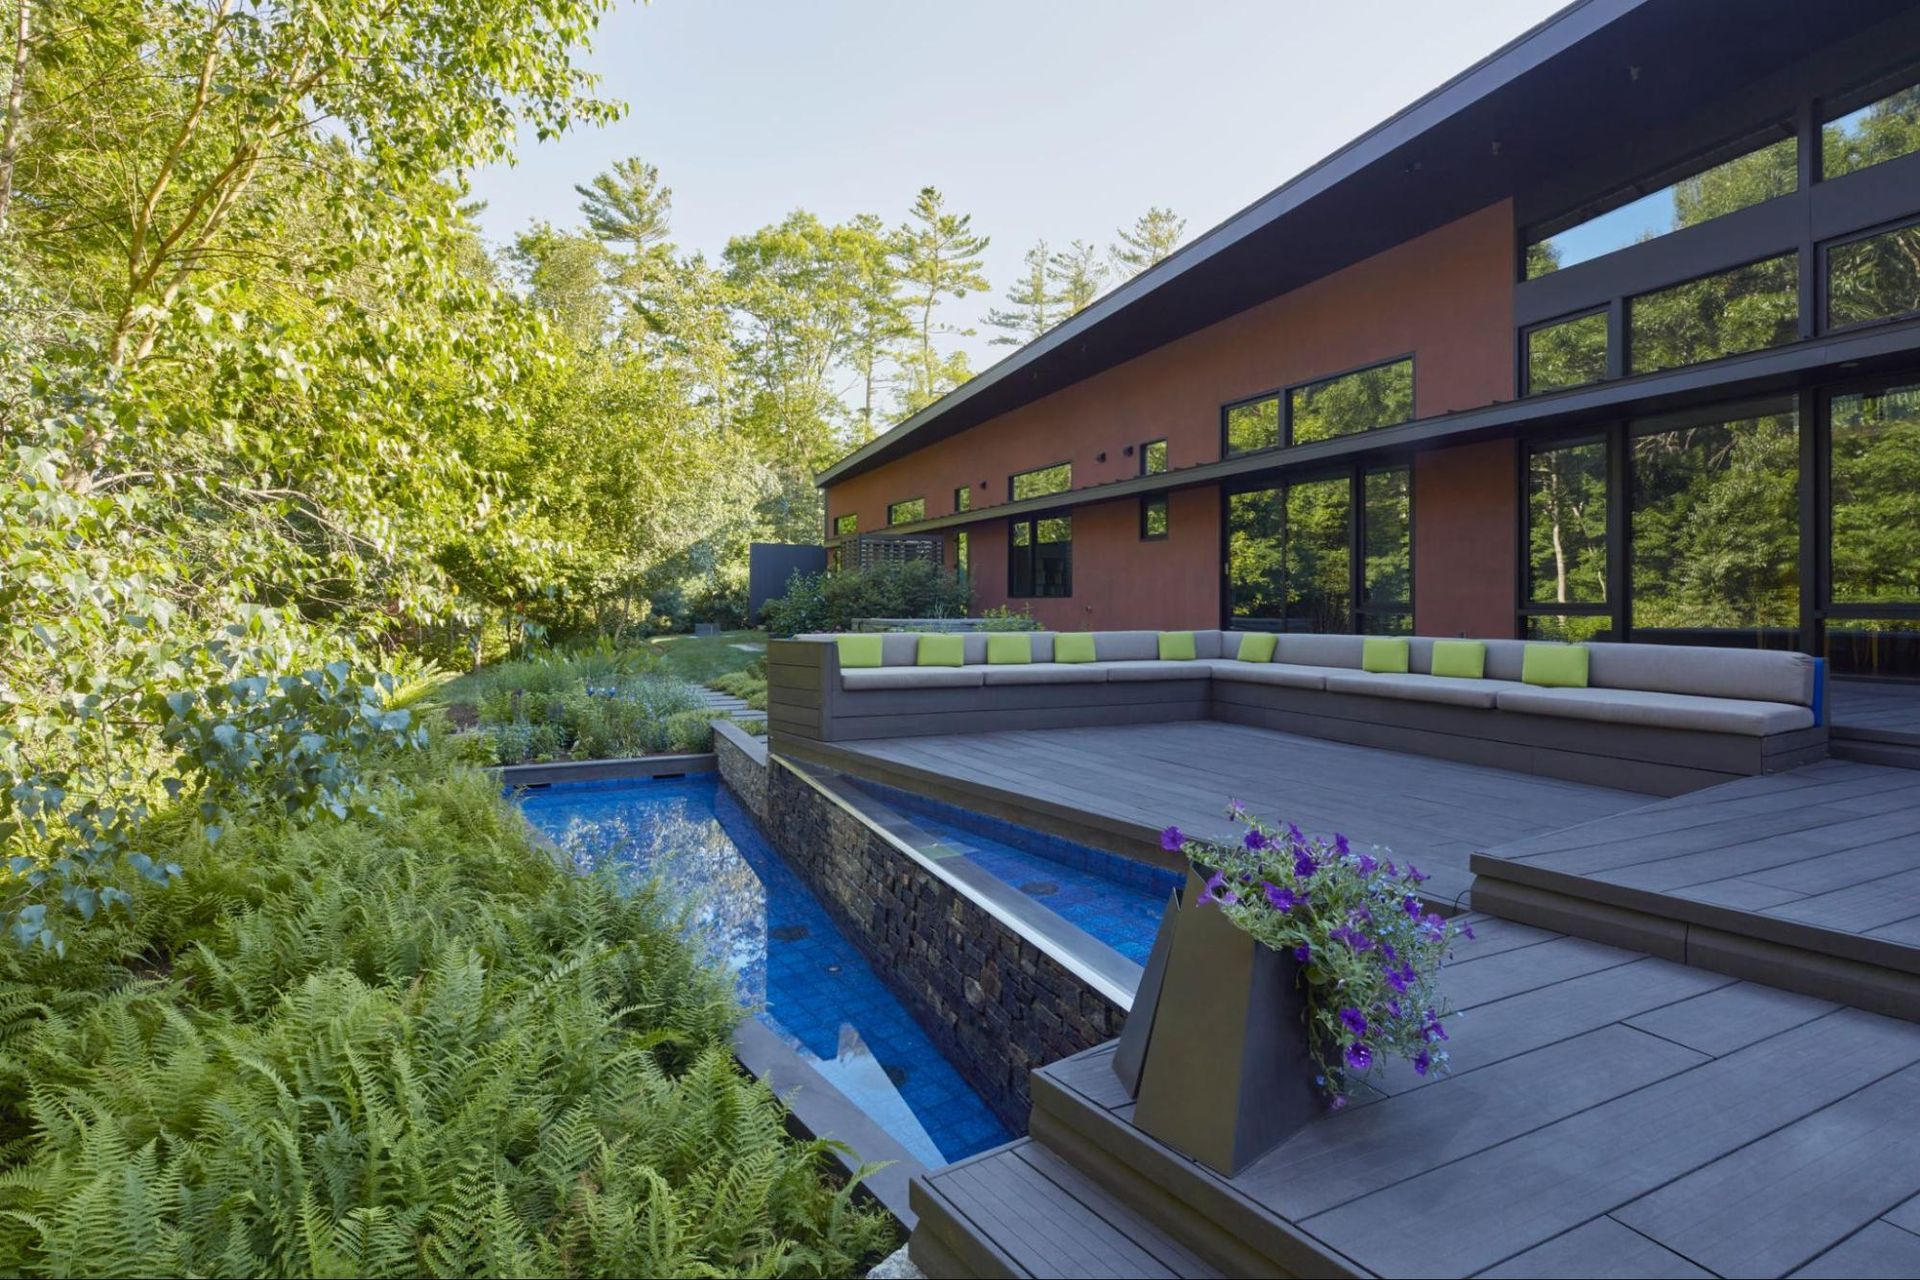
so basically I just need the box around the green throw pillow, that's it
[1234,632,1277,663]
[917,633,964,667]
[1522,643,1589,688]
[1054,632,1096,664]
[1430,639,1486,679]
[836,635,883,668]
[986,633,1032,664]
[1158,631,1197,661]
[1362,636,1410,674]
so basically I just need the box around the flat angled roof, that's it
[818,0,1914,487]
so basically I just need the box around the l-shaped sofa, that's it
[765,629,1827,796]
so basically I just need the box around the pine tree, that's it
[1048,239,1107,317]
[986,239,1056,346]
[1110,206,1186,278]
[892,186,989,412]
[576,156,673,253]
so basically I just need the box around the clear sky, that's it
[468,0,1569,364]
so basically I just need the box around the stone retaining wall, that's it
[712,720,769,823]
[760,757,1125,1132]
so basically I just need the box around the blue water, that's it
[852,783,1182,965]
[515,776,1011,1163]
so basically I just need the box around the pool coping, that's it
[731,1019,925,1233]
[493,753,717,786]
[711,717,769,765]
[777,755,1144,1013]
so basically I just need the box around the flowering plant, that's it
[1161,805,1469,1106]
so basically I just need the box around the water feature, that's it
[515,775,1011,1163]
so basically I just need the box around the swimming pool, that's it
[515,775,1012,1163]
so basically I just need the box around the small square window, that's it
[1140,495,1169,540]
[1141,439,1168,475]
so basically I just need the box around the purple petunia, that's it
[1404,863,1430,884]
[1356,852,1377,877]
[1294,847,1319,879]
[1403,896,1423,919]
[1329,926,1374,953]
[1339,1007,1368,1037]
[1263,882,1306,913]
[1345,1042,1374,1071]
[1199,869,1239,906]
[1294,943,1312,962]
[1329,1093,1349,1111]
[1160,825,1186,853]
[1412,1051,1431,1077]
[1334,833,1351,856]
[1386,964,1415,994]
[1244,827,1269,851]
[1461,922,1477,940]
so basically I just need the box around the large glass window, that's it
[834,513,858,536]
[1628,255,1799,375]
[1830,383,1920,606]
[1526,134,1797,278]
[1630,406,1799,646]
[887,498,925,525]
[1141,439,1168,475]
[1289,359,1414,444]
[1008,514,1071,597]
[1009,462,1071,502]
[953,485,971,513]
[1526,311,1609,395]
[1827,222,1920,330]
[1359,467,1411,634]
[1226,478,1351,631]
[1524,439,1612,641]
[955,530,970,575]
[1224,395,1280,457]
[1823,80,1920,181]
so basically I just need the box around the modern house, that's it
[816,0,1920,682]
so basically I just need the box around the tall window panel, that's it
[1008,515,1071,598]
[1289,359,1414,444]
[1628,255,1799,375]
[834,513,858,536]
[953,485,971,513]
[1360,467,1412,634]
[1523,439,1612,641]
[1227,489,1288,624]
[1827,383,1920,678]
[1631,406,1800,647]
[1225,480,1351,631]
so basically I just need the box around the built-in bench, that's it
[766,630,1827,796]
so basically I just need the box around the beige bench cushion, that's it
[1092,630,1160,662]
[1274,634,1364,669]
[1324,671,1517,710]
[1206,661,1337,690]
[979,662,1108,686]
[841,666,985,691]
[1495,685,1814,736]
[1586,641,1816,706]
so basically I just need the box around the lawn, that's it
[644,629,768,683]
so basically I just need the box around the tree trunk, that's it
[0,0,30,228]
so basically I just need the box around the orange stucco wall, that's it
[825,200,1520,632]
[1412,439,1520,638]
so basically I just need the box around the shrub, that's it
[761,561,971,635]
[659,709,716,755]
[460,655,709,765]
[0,745,895,1276]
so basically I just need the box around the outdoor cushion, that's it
[1191,630,1226,660]
[1430,639,1487,679]
[1204,661,1334,690]
[1159,631,1197,661]
[962,632,990,665]
[1105,660,1212,682]
[987,633,1033,664]
[841,665,984,691]
[1480,638,1533,682]
[1055,633,1097,663]
[1274,634,1365,669]
[836,635,883,668]
[1093,630,1160,662]
[1027,632,1056,663]
[980,662,1108,686]
[1362,637,1410,674]
[1323,671,1508,710]
[1233,632,1278,662]
[1495,685,1814,736]
[1585,641,1816,707]
[1523,643,1590,688]
[880,632,921,666]
[917,634,964,667]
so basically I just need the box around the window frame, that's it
[1624,251,1801,377]
[833,513,858,537]
[886,497,926,526]
[1218,355,1417,461]
[1140,438,1169,476]
[1007,508,1073,599]
[1007,461,1073,503]
[1521,306,1611,397]
[952,485,972,513]
[1140,494,1169,541]
[1820,213,1920,334]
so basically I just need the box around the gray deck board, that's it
[1831,680,1920,744]
[833,721,1647,906]
[1622,981,1839,1057]
[1790,1220,1920,1278]
[1477,1216,1712,1278]
[1298,1010,1920,1277]
[1614,1062,1920,1277]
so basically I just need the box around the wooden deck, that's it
[787,720,1651,912]
[1831,679,1920,768]
[913,911,1920,1278]
[1473,759,1920,1018]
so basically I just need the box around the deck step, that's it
[907,1137,1226,1279]
[1831,735,1920,770]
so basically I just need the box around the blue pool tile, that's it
[516,775,1010,1164]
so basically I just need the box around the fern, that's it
[0,742,897,1276]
